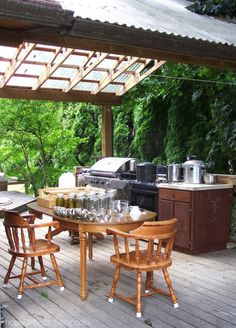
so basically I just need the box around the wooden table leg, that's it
[80,231,87,301]
[88,233,93,260]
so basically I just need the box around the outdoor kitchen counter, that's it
[157,182,233,191]
[158,184,233,254]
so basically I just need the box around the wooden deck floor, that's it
[1,217,236,328]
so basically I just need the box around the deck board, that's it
[1,218,236,328]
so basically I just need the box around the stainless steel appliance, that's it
[84,157,159,213]
[182,159,206,184]
[156,165,167,178]
[90,157,136,178]
[136,162,157,182]
[167,164,183,182]
[84,157,137,198]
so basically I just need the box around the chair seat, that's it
[8,239,60,257]
[110,250,172,271]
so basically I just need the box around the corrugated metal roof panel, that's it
[26,50,55,63]
[97,59,117,69]
[73,81,97,92]
[103,84,122,93]
[7,76,37,87]
[51,67,77,79]
[129,62,143,71]
[113,73,129,83]
[58,0,236,46]
[16,63,45,76]
[41,79,68,89]
[86,70,107,81]
[63,54,86,66]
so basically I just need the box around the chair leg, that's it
[3,255,16,287]
[162,268,179,308]
[31,257,35,270]
[50,254,64,290]
[109,265,121,303]
[145,271,154,293]
[17,258,28,299]
[38,256,47,280]
[136,271,142,317]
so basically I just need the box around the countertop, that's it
[158,183,233,191]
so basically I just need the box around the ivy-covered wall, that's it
[114,64,236,174]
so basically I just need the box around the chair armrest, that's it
[21,213,36,222]
[107,227,152,241]
[106,228,139,239]
[30,221,60,229]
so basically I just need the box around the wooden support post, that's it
[101,105,113,157]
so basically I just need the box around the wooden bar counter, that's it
[28,202,156,301]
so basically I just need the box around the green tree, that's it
[63,102,102,166]
[0,99,80,195]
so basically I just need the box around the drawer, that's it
[159,188,191,202]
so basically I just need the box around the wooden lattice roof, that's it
[0,0,235,104]
[0,42,165,104]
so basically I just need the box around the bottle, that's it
[66,192,76,208]
[56,194,65,207]
[75,193,85,208]
[106,189,117,215]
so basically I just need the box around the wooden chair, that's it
[107,218,179,317]
[2,210,64,299]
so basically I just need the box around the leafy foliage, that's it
[186,0,236,18]
[117,63,236,173]
[61,102,102,166]
[0,99,80,194]
[0,65,235,194]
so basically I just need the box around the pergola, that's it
[0,0,236,156]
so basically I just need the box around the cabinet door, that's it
[174,201,191,249]
[191,190,231,251]
[158,199,174,220]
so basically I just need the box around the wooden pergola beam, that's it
[0,87,122,105]
[63,52,107,92]
[116,60,166,96]
[101,105,113,157]
[71,19,236,70]
[32,47,74,90]
[0,25,235,70]
[0,42,35,88]
[92,56,139,95]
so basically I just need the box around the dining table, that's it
[28,202,157,301]
[0,191,36,216]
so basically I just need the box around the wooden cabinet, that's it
[158,187,232,254]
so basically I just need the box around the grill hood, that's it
[90,157,135,178]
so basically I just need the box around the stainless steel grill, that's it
[83,157,160,212]
[84,157,137,190]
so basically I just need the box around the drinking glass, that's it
[112,200,129,220]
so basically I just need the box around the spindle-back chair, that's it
[107,218,178,317]
[3,210,64,299]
